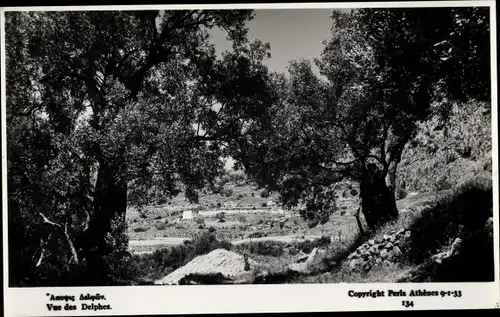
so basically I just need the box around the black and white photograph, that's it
[1,1,498,314]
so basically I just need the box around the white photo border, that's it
[1,1,498,315]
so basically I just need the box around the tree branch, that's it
[36,248,45,267]
[39,212,62,228]
[64,222,80,265]
[38,213,80,265]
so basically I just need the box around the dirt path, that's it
[129,237,190,246]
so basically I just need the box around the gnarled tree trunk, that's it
[77,161,128,285]
[360,163,398,229]
[385,159,399,196]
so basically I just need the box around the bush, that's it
[215,212,226,222]
[187,231,233,260]
[436,176,453,191]
[236,214,247,223]
[350,189,358,196]
[155,223,167,231]
[260,189,270,198]
[229,171,246,184]
[247,231,266,239]
[134,227,147,233]
[235,241,285,257]
[221,188,234,197]
[294,236,331,253]
[208,226,217,233]
[408,176,493,264]
[210,185,224,194]
[396,187,408,200]
[219,174,231,186]
[195,217,205,225]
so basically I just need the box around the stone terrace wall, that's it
[347,228,412,272]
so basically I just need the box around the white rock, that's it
[155,249,259,285]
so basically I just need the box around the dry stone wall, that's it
[347,228,412,272]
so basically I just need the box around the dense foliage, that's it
[236,7,490,229]
[6,10,274,286]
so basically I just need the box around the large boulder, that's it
[155,249,260,285]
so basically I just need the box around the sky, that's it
[210,9,335,77]
[209,9,336,170]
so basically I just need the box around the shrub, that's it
[140,213,148,219]
[208,226,217,233]
[155,215,162,220]
[247,231,266,239]
[219,174,231,186]
[260,189,270,198]
[436,176,453,191]
[229,171,246,184]
[396,187,408,200]
[221,188,234,197]
[316,236,332,246]
[238,224,248,231]
[155,223,167,231]
[294,236,331,254]
[350,189,358,196]
[215,212,226,222]
[210,185,224,194]
[251,193,255,197]
[408,176,493,264]
[186,231,233,260]
[195,217,205,225]
[156,197,168,205]
[235,241,285,257]
[134,227,147,233]
[236,214,247,223]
